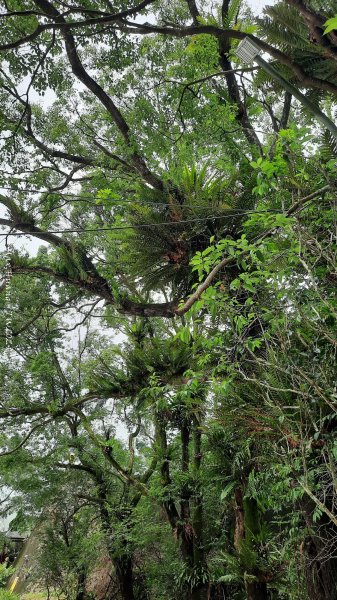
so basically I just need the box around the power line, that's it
[0,184,298,212]
[0,207,307,238]
[0,185,328,227]
[0,183,185,206]
[3,183,245,207]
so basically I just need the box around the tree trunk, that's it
[188,583,209,600]
[156,412,210,600]
[246,581,268,600]
[94,475,137,600]
[303,530,337,600]
[186,422,209,600]
[234,484,271,600]
[302,499,337,600]
[234,487,245,552]
[75,568,87,600]
[98,494,136,600]
[115,555,135,600]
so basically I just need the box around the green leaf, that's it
[220,481,236,501]
[323,16,337,35]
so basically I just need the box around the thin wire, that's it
[0,184,301,212]
[0,208,301,238]
[1,184,327,222]
[0,184,271,211]
[2,183,174,204]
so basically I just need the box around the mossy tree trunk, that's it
[75,568,88,600]
[245,581,268,600]
[155,410,209,600]
[114,555,136,600]
[234,485,269,600]
[302,501,337,600]
[189,583,210,600]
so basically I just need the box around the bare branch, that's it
[0,418,52,457]
[185,0,200,26]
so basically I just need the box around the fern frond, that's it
[223,0,242,28]
[258,16,309,52]
[121,164,252,294]
[319,130,337,160]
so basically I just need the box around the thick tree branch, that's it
[217,0,262,150]
[115,23,337,97]
[185,0,200,26]
[285,0,337,55]
[0,390,117,420]
[32,0,164,190]
[0,82,95,167]
[9,261,176,317]
[2,182,332,319]
[218,41,262,151]
[0,200,177,316]
[279,91,292,131]
[1,14,337,98]
[74,408,149,495]
[0,418,51,456]
[221,0,230,24]
[0,0,157,48]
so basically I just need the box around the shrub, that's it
[0,591,20,600]
[0,564,15,588]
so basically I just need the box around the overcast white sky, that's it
[249,0,274,12]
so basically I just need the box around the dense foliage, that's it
[0,1,337,599]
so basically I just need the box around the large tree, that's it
[1,1,337,600]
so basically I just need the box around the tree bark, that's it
[115,555,136,600]
[246,581,268,600]
[234,484,271,600]
[188,583,210,600]
[75,568,87,600]
[95,477,137,600]
[302,503,337,600]
[186,420,208,600]
[218,48,262,153]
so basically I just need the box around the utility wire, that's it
[0,184,316,211]
[0,206,316,239]
[0,183,278,210]
[0,189,330,239]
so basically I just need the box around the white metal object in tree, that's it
[235,36,337,141]
[236,38,262,63]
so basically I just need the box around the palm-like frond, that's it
[123,164,253,295]
[258,7,310,52]
[258,2,337,88]
[319,130,337,160]
[223,0,242,28]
